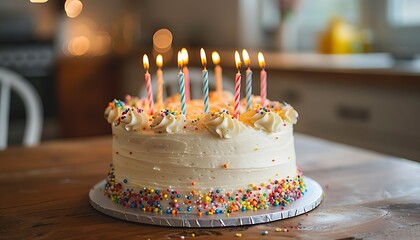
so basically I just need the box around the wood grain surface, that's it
[0,134,419,240]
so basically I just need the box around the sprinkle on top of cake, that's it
[104,92,298,137]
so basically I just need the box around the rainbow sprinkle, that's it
[104,165,306,215]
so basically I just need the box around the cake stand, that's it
[89,177,323,227]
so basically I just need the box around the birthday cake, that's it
[102,49,305,216]
[103,91,305,216]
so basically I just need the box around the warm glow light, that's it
[143,54,149,70]
[242,49,250,68]
[156,54,163,68]
[181,48,189,65]
[153,29,173,52]
[177,51,183,68]
[30,0,48,3]
[65,0,83,18]
[258,52,266,69]
[200,48,207,67]
[92,31,111,56]
[212,51,220,65]
[68,36,90,56]
[235,50,242,70]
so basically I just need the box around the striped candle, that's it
[234,50,242,118]
[181,48,190,102]
[258,52,267,107]
[242,49,252,110]
[203,69,209,114]
[246,68,252,109]
[143,54,154,115]
[200,48,209,114]
[177,51,186,115]
[178,71,186,115]
[234,72,241,118]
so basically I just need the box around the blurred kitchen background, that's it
[1,0,419,161]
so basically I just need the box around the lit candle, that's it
[177,51,186,115]
[181,48,190,102]
[258,52,267,107]
[234,50,242,119]
[156,54,164,107]
[212,51,223,95]
[200,48,209,114]
[242,49,252,110]
[143,54,154,115]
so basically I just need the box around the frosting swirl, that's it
[104,100,125,124]
[241,107,284,133]
[204,110,245,138]
[280,103,299,124]
[120,107,149,131]
[150,110,186,133]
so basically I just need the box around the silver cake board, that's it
[89,177,323,228]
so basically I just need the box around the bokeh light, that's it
[68,36,90,56]
[65,0,83,18]
[153,28,173,53]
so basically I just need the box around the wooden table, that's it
[1,134,419,239]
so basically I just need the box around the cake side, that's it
[112,123,297,192]
[103,93,305,215]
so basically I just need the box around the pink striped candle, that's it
[143,54,154,115]
[234,51,242,118]
[258,52,267,107]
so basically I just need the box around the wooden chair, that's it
[0,67,43,150]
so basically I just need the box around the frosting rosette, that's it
[204,110,245,138]
[150,110,186,133]
[120,107,149,131]
[241,107,284,133]
[104,99,125,124]
[280,103,299,124]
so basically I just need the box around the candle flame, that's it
[200,48,207,67]
[258,52,265,69]
[242,49,250,68]
[181,48,189,65]
[235,50,242,70]
[212,51,220,65]
[143,54,149,70]
[156,54,163,68]
[177,51,183,68]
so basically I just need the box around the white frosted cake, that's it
[103,91,305,215]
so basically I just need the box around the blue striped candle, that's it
[203,69,209,114]
[242,49,252,110]
[200,48,209,114]
[178,71,186,115]
[246,68,252,110]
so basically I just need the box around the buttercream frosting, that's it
[120,107,149,131]
[150,110,186,133]
[104,99,125,124]
[280,103,299,124]
[204,110,245,138]
[241,107,284,133]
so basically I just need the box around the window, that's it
[388,0,420,26]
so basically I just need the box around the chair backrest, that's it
[139,67,234,100]
[0,67,43,150]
